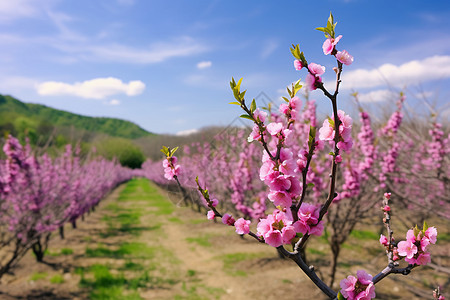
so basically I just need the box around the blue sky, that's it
[1,0,449,134]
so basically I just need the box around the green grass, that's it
[30,272,47,281]
[186,235,212,247]
[307,248,326,255]
[79,263,178,300]
[61,248,74,255]
[220,252,268,277]
[120,261,145,271]
[350,229,379,241]
[50,274,65,284]
[174,282,224,300]
[189,218,209,225]
[437,232,450,242]
[86,242,156,259]
[168,217,183,224]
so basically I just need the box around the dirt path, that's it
[0,178,446,299]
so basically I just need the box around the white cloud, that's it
[0,0,38,22]
[176,128,199,136]
[260,39,279,59]
[197,61,212,69]
[107,99,121,105]
[70,37,207,64]
[36,77,145,99]
[357,90,398,103]
[339,55,450,90]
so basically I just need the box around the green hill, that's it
[0,94,154,140]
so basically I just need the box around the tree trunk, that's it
[329,242,340,288]
[59,226,65,239]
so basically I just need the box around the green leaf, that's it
[307,183,315,188]
[282,96,290,103]
[287,86,292,97]
[309,126,316,139]
[328,12,334,27]
[329,151,335,156]
[337,291,345,300]
[240,114,254,121]
[290,44,301,60]
[236,77,243,90]
[230,77,236,89]
[293,79,302,96]
[327,117,335,128]
[315,26,327,33]
[250,99,257,113]
[423,221,429,232]
[299,52,307,65]
[229,101,241,105]
[160,146,169,156]
[413,225,420,238]
[171,146,179,156]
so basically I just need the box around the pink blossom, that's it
[293,202,324,236]
[235,218,251,235]
[294,60,303,70]
[335,155,343,163]
[279,103,289,115]
[379,234,388,246]
[425,227,437,244]
[253,108,267,123]
[308,62,325,76]
[264,172,291,192]
[305,73,322,91]
[397,240,418,259]
[267,122,284,136]
[319,119,335,141]
[207,210,215,220]
[248,125,262,143]
[322,35,342,55]
[415,252,431,265]
[279,158,298,177]
[383,205,391,212]
[210,198,219,207]
[289,96,301,110]
[384,192,391,199]
[222,213,235,226]
[257,210,295,247]
[340,270,375,300]
[268,190,292,207]
[406,229,416,243]
[337,140,353,152]
[336,50,354,65]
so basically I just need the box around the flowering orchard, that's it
[159,13,448,299]
[0,135,134,278]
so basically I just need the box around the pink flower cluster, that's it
[322,35,353,65]
[397,226,437,265]
[260,148,301,208]
[340,270,376,300]
[279,96,302,122]
[305,62,325,91]
[163,156,181,180]
[356,111,377,175]
[257,210,296,247]
[293,202,324,236]
[319,110,353,152]
[247,109,268,142]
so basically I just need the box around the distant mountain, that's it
[0,94,154,140]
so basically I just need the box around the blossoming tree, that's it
[161,13,443,299]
